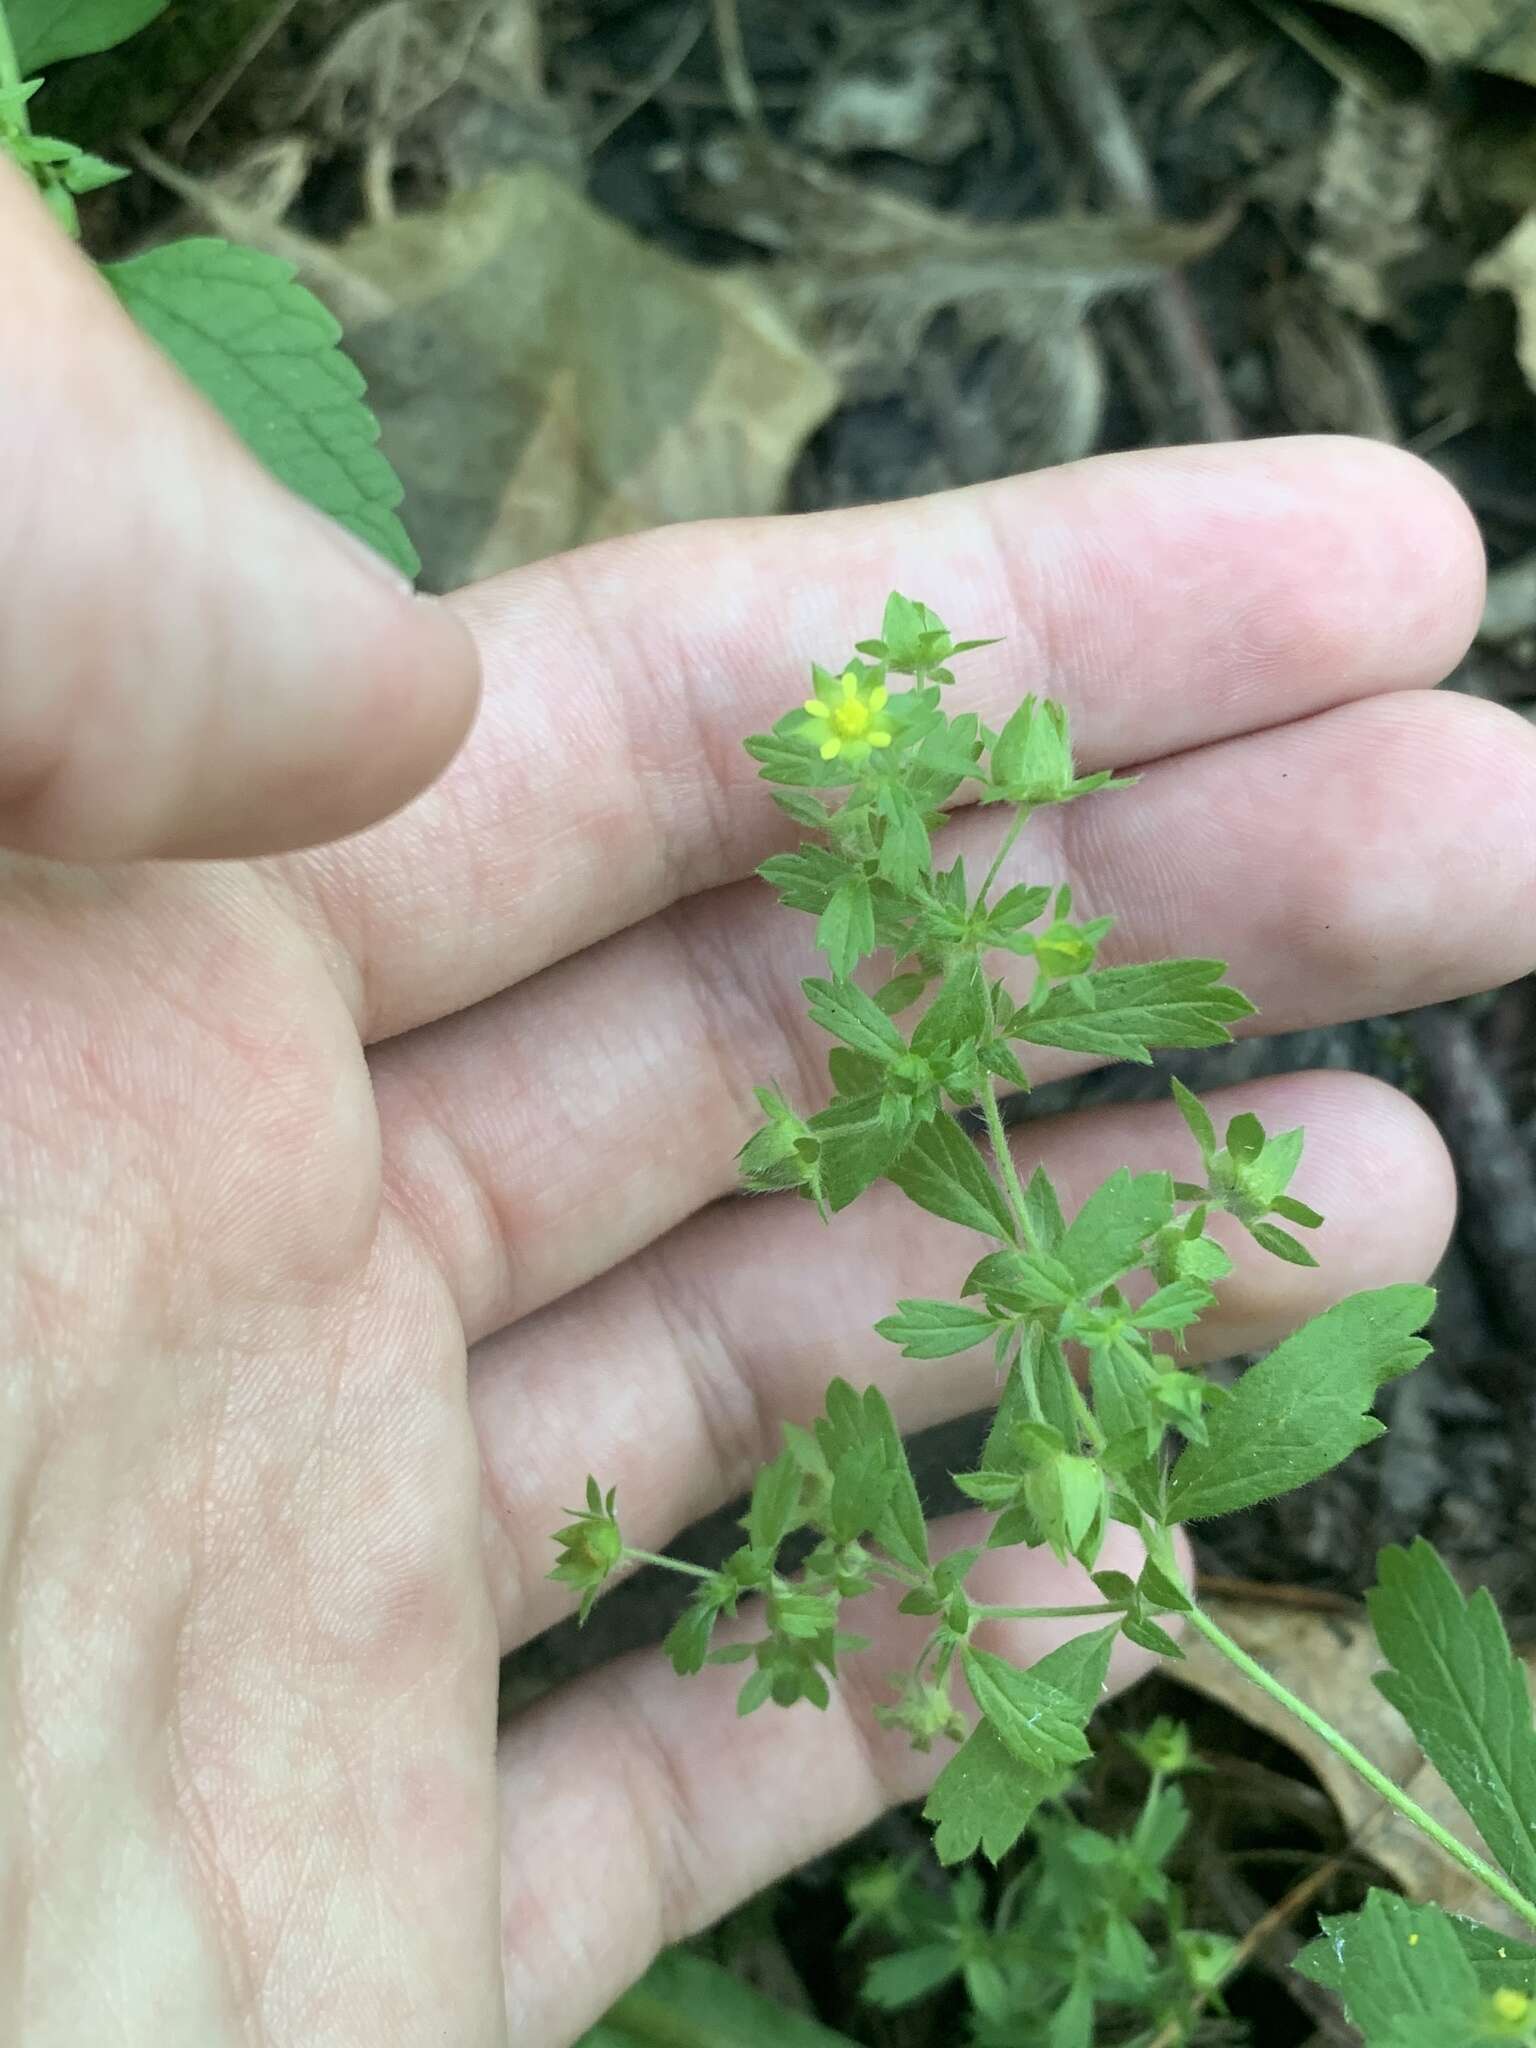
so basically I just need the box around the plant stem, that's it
[1187,1603,1536,1935]
[622,1548,717,1584]
[978,807,1026,907]
[980,1077,1033,1247]
[974,1601,1121,1622]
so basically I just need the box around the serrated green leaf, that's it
[807,1096,908,1213]
[11,0,166,68]
[1369,1540,1536,1905]
[1295,1892,1481,2042]
[817,874,876,978]
[758,846,856,915]
[887,1113,1017,1242]
[1057,1169,1173,1293]
[925,1628,1116,1863]
[1250,1220,1320,1267]
[875,781,931,893]
[803,977,906,1063]
[1012,960,1256,1064]
[747,1448,803,1555]
[874,1299,1000,1360]
[1166,1287,1434,1521]
[102,239,418,576]
[911,958,989,1059]
[962,1648,1095,1771]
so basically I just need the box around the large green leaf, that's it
[1166,1287,1433,1522]
[1369,1540,1536,1906]
[11,0,166,69]
[102,238,418,578]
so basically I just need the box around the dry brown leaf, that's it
[1307,84,1439,323]
[1322,0,1536,85]
[131,159,836,587]
[332,169,837,583]
[1171,1593,1535,1936]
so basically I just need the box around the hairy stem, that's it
[980,1078,1033,1247]
[977,807,1026,907]
[973,1601,1122,1622]
[1187,1604,1536,1935]
[622,1548,717,1584]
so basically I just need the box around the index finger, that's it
[284,436,1483,1042]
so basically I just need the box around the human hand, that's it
[3,164,1531,2047]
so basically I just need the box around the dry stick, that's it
[168,0,302,153]
[1002,0,1239,445]
[1407,1004,1536,1346]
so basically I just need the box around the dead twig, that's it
[998,0,1239,445]
[167,0,302,153]
[585,5,707,153]
[1155,1859,1359,2048]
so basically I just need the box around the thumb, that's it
[0,161,479,861]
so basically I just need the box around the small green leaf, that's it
[863,1944,962,2011]
[803,977,906,1063]
[1057,1169,1173,1293]
[924,1628,1115,1862]
[884,1113,1015,1242]
[1249,1220,1320,1267]
[875,782,931,893]
[11,0,166,68]
[962,1647,1096,1771]
[874,1299,1001,1360]
[816,874,877,978]
[1369,1539,1536,1905]
[1012,960,1256,1065]
[1166,1287,1434,1522]
[1171,1076,1217,1164]
[747,1448,803,1554]
[102,238,419,576]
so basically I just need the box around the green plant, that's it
[557,593,1536,2047]
[0,0,416,576]
[844,1719,1239,2046]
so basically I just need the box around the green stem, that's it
[1187,1603,1536,1935]
[1130,1768,1167,1859]
[980,1077,1033,1247]
[973,1601,1122,1622]
[622,1548,717,1584]
[977,807,1026,908]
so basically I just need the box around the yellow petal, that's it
[840,671,859,698]
[869,730,893,748]
[819,736,842,760]
[803,698,831,718]
[869,686,888,712]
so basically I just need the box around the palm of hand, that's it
[7,438,1533,2048]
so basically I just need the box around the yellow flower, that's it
[801,668,894,764]
[1492,1988,1531,2025]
